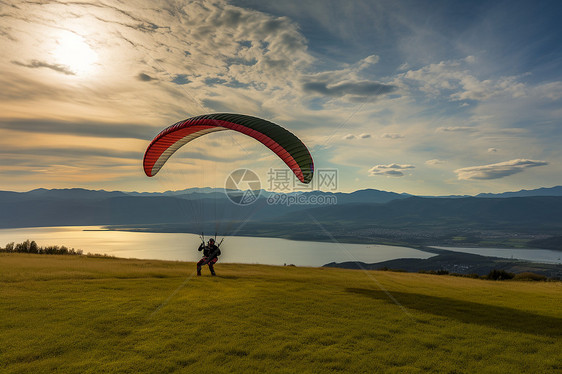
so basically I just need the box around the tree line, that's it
[1,239,83,255]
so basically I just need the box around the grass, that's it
[1,253,561,373]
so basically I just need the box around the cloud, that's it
[0,145,140,160]
[533,81,562,101]
[401,57,527,102]
[425,159,445,166]
[356,54,380,69]
[0,118,157,140]
[342,133,370,140]
[454,159,548,180]
[302,80,396,99]
[369,163,415,177]
[202,98,243,113]
[174,151,244,163]
[1,0,560,194]
[437,126,477,132]
[487,148,497,153]
[12,59,75,75]
[398,62,410,71]
[381,133,404,139]
[137,73,155,82]
[1,0,318,118]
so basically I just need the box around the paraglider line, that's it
[306,213,414,319]
[149,270,199,318]
[318,101,366,149]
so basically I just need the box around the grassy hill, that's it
[1,253,561,373]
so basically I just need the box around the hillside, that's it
[1,253,560,373]
[324,251,562,278]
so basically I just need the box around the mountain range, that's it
[4,184,562,201]
[1,186,561,250]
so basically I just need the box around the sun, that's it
[53,31,98,75]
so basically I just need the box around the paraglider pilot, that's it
[197,238,221,276]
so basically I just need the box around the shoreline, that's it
[101,225,561,252]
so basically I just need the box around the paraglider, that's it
[197,237,221,276]
[143,113,315,271]
[143,113,314,183]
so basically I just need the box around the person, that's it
[197,238,221,276]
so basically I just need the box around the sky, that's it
[1,0,561,195]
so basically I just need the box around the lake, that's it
[0,226,435,267]
[1,226,560,266]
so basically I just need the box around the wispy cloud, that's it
[437,126,477,132]
[11,59,75,75]
[0,145,140,160]
[381,133,404,139]
[369,163,415,177]
[341,133,371,140]
[0,118,157,140]
[137,73,155,82]
[455,159,548,180]
[425,159,445,166]
[1,0,561,194]
[302,80,396,99]
[401,56,526,101]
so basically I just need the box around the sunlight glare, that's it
[53,31,98,75]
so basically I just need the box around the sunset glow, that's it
[52,31,98,75]
[0,0,560,194]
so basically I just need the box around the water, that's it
[0,226,435,267]
[3,227,559,266]
[433,246,562,264]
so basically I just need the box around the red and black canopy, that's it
[143,113,314,183]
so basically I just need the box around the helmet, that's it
[209,238,215,243]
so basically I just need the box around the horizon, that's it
[1,1,561,195]
[3,184,562,197]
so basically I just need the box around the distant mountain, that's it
[126,187,224,196]
[1,187,409,205]
[125,187,408,204]
[275,196,562,229]
[0,188,127,204]
[332,188,410,204]
[424,186,562,199]
[27,188,127,199]
[5,185,559,202]
[0,193,314,229]
[476,186,562,198]
[0,191,25,203]
[2,187,562,250]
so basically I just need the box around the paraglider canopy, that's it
[143,113,314,183]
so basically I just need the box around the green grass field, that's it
[1,253,560,373]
